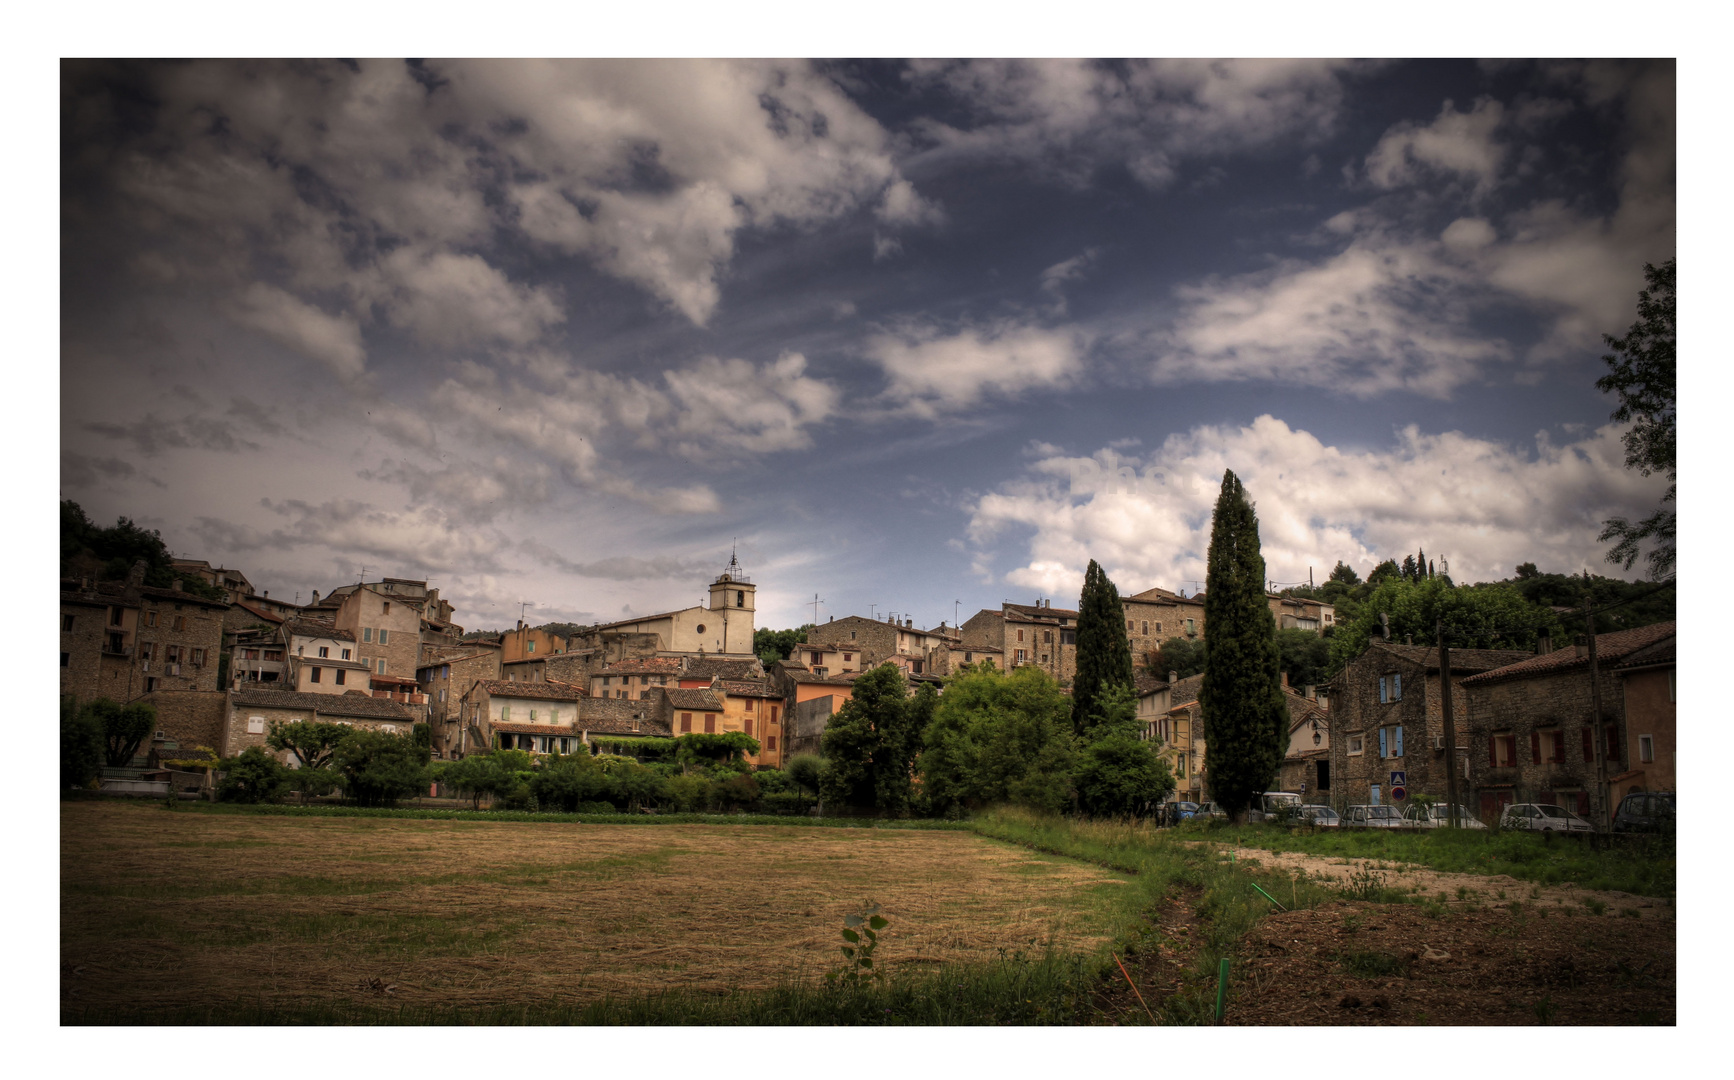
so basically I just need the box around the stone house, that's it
[319,584,425,688]
[1134,673,1171,738]
[499,622,570,664]
[171,559,253,604]
[228,627,288,687]
[223,688,417,759]
[662,687,728,737]
[785,640,867,678]
[1123,586,1205,660]
[1458,622,1675,821]
[63,564,230,702]
[714,680,785,767]
[769,660,857,758]
[925,641,1004,676]
[807,614,950,669]
[465,678,591,755]
[592,656,686,699]
[418,644,502,757]
[1327,642,1534,815]
[680,657,764,686]
[1276,688,1331,798]
[961,601,1078,683]
[1268,593,1335,634]
[280,619,366,694]
[1611,633,1675,795]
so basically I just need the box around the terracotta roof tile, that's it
[230,688,415,721]
[663,687,725,711]
[683,657,763,680]
[601,657,687,674]
[718,679,781,699]
[473,679,588,702]
[1461,622,1675,686]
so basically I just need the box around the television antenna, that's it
[810,593,824,625]
[519,600,535,623]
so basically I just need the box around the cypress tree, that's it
[1071,559,1135,737]
[1197,470,1287,823]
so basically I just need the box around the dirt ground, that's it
[60,802,1132,1018]
[1229,845,1670,915]
[1228,899,1675,1025]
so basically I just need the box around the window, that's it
[1044,629,1053,643]
[745,716,755,737]
[247,715,266,734]
[1126,620,1133,632]
[770,706,779,723]
[681,712,693,733]
[745,698,756,712]
[144,610,157,628]
[601,676,611,686]
[1155,622,1162,633]
[378,629,389,645]
[1061,630,1076,645]
[530,709,538,722]
[382,602,390,614]
[335,669,346,686]
[850,631,857,640]
[109,606,123,626]
[704,713,717,734]
[140,642,154,661]
[767,735,778,752]
[1348,735,1364,756]
[736,590,745,608]
[1017,628,1025,642]
[377,659,387,675]
[1548,731,1566,764]
[1639,735,1654,763]
[1185,619,1195,635]
[843,653,852,662]
[912,660,923,674]
[145,676,157,692]
[501,705,510,721]
[62,614,74,632]
[1141,620,1149,636]
[60,651,69,667]
[1369,784,1381,806]
[173,615,185,631]
[1041,654,1049,664]
[363,628,373,643]
[310,666,322,684]
[1491,732,1516,767]
[1015,649,1026,662]
[813,666,828,677]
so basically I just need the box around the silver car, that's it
[1402,803,1489,830]
[1298,805,1341,828]
[1500,803,1595,833]
[1343,804,1407,829]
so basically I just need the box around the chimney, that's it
[1574,634,1588,659]
[1536,634,1552,655]
[1404,633,1412,645]
[310,590,320,606]
[263,590,269,599]
[1306,685,1316,700]
[1281,671,1289,690]
[1168,670,1178,684]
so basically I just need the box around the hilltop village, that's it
[60,532,1675,822]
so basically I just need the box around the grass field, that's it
[61,801,1142,1022]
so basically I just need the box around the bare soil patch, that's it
[1228,898,1674,1025]
[1228,846,1669,914]
[61,802,1131,1019]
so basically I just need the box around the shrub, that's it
[60,698,105,789]
[667,773,716,813]
[332,729,430,808]
[529,755,611,812]
[785,754,822,794]
[218,746,288,803]
[714,771,761,811]
[285,766,342,800]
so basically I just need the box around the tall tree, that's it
[1597,258,1675,579]
[819,664,923,813]
[918,663,1076,815]
[1071,559,1134,737]
[1197,471,1287,823]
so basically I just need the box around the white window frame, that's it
[1639,734,1654,763]
[246,715,266,734]
[1348,734,1364,756]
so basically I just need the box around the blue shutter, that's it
[1379,728,1388,757]
[1393,673,1402,700]
[1378,676,1387,703]
[1395,726,1404,757]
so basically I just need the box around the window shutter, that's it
[1379,728,1388,757]
[1394,726,1403,757]
[1582,727,1594,762]
[1606,724,1619,763]
[1393,673,1401,700]
[1530,731,1541,763]
[1490,735,1498,767]
[1378,677,1386,703]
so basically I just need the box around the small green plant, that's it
[1421,899,1447,919]
[1338,950,1409,978]
[1529,885,1543,899]
[1341,913,1363,934]
[1583,898,1608,916]
[1532,995,1557,1025]
[1346,866,1388,902]
[1620,906,1641,919]
[826,903,889,987]
[1455,885,1472,901]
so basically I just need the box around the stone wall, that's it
[138,690,228,754]
[790,695,839,758]
[136,592,227,693]
[1462,668,1625,815]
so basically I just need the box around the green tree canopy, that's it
[332,729,430,808]
[439,749,534,809]
[1276,628,1333,689]
[819,664,924,813]
[265,720,355,772]
[1071,559,1135,738]
[1328,561,1361,586]
[217,746,288,803]
[61,697,105,788]
[81,698,158,767]
[1197,471,1287,822]
[1146,635,1205,680]
[754,625,812,666]
[59,499,228,601]
[918,663,1076,815]
[1597,258,1675,579]
[1327,576,1566,672]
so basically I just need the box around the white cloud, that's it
[1364,97,1506,197]
[380,249,565,349]
[1039,248,1101,315]
[865,321,1090,418]
[1152,240,1506,398]
[227,283,368,382]
[193,498,508,576]
[908,59,1361,188]
[968,416,1672,598]
[660,352,840,458]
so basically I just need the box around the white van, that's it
[1254,791,1302,823]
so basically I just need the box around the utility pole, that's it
[1438,617,1461,828]
[1584,590,1610,833]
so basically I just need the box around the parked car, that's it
[1162,801,1201,825]
[1195,801,1228,821]
[1612,791,1675,834]
[1402,803,1489,829]
[1500,803,1595,833]
[1343,804,1407,829]
[1297,805,1341,828]
[1253,791,1303,823]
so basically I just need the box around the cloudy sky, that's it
[59,58,1675,634]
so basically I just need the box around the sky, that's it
[59,58,1676,634]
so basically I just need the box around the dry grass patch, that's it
[62,802,1131,1019]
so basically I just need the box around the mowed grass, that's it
[61,801,1141,1023]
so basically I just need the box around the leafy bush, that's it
[753,768,793,794]
[666,773,715,812]
[713,771,761,811]
[591,736,667,761]
[285,766,342,799]
[675,732,760,767]
[266,720,354,771]
[80,698,158,767]
[757,790,817,816]
[785,754,822,794]
[440,750,534,809]
[332,729,430,808]
[529,754,611,812]
[918,664,1076,814]
[217,746,288,803]
[60,698,105,789]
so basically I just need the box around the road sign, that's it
[1390,770,1406,787]
[1391,786,1407,801]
